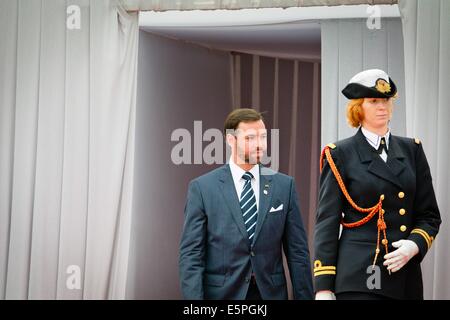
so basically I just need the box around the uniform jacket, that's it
[314,128,441,299]
[179,164,313,300]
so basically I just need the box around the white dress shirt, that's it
[229,157,260,210]
[361,127,390,163]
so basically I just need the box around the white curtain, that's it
[123,0,397,11]
[399,0,450,300]
[321,18,406,145]
[0,0,138,299]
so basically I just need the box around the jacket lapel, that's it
[386,135,406,177]
[355,129,405,189]
[219,165,250,246]
[252,166,274,245]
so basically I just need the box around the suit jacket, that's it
[314,128,441,299]
[179,164,313,300]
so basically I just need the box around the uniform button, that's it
[400,225,407,232]
[399,208,406,216]
[398,192,405,199]
[250,251,255,257]
[382,209,385,214]
[380,194,385,201]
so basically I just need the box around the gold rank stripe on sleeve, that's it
[314,270,337,277]
[314,260,336,277]
[411,228,433,249]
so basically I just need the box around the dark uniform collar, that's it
[355,128,405,162]
[354,128,406,188]
[361,126,391,151]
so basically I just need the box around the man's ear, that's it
[225,133,235,148]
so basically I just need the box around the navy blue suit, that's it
[179,165,313,300]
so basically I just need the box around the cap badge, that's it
[375,79,391,94]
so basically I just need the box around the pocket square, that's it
[269,204,283,213]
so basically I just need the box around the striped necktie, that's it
[240,172,258,242]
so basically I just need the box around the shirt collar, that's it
[229,157,259,182]
[361,126,390,151]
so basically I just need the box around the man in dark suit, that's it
[179,108,313,300]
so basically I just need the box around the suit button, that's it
[398,192,405,199]
[250,251,255,257]
[399,208,406,216]
[245,277,250,283]
[400,225,407,232]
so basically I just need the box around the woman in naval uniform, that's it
[313,69,441,300]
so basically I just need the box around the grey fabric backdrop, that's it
[399,0,450,300]
[0,0,138,299]
[126,31,232,299]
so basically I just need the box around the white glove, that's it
[383,239,419,273]
[315,290,335,300]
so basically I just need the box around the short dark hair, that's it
[223,108,264,135]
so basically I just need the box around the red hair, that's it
[346,99,364,128]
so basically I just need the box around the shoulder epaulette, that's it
[327,143,337,149]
